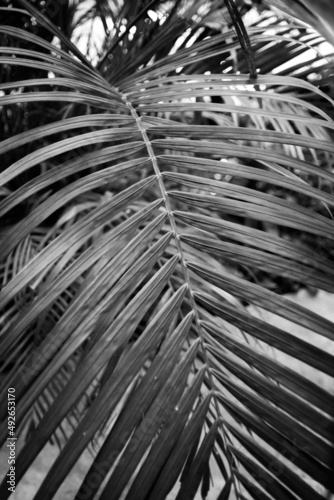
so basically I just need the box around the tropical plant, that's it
[0,0,334,499]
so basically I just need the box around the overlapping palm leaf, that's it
[0,1,334,499]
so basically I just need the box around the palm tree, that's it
[0,0,334,499]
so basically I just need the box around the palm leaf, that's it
[0,1,333,499]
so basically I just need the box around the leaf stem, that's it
[122,93,241,499]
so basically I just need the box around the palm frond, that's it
[0,1,334,499]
